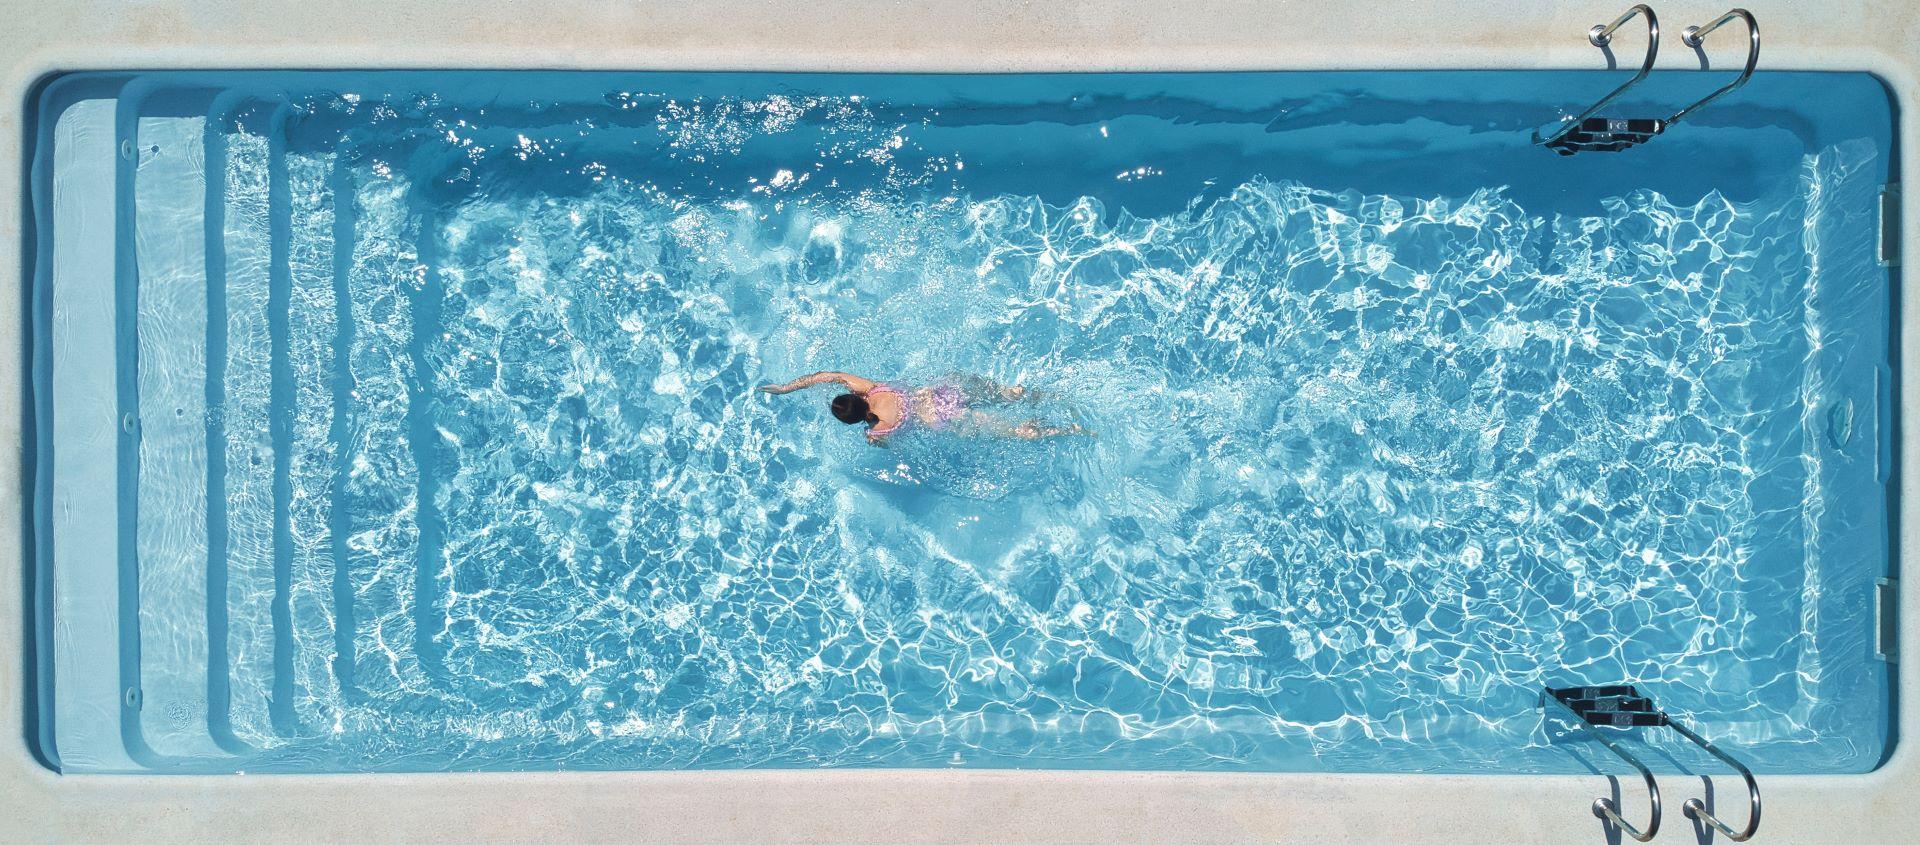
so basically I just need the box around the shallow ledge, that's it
[3,1,1917,843]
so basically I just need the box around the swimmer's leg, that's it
[970,412,1089,440]
[1010,419,1091,439]
[945,372,1047,403]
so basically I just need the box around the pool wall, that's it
[2,1,1915,842]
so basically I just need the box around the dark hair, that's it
[830,393,871,425]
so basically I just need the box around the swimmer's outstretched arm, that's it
[758,371,876,395]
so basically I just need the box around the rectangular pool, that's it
[26,69,1897,774]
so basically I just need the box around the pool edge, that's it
[1,2,1917,843]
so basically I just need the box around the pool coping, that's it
[1,1,1915,842]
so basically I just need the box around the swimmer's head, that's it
[830,393,872,426]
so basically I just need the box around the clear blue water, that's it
[30,71,1896,773]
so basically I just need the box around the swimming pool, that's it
[26,68,1896,781]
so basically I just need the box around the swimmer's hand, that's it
[758,383,798,395]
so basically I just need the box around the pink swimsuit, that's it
[866,382,968,441]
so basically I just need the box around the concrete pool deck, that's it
[2,0,1915,841]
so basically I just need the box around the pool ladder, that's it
[1534,6,1759,155]
[1544,685,1761,841]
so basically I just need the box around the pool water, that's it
[28,71,1896,773]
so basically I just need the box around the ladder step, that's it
[1567,697,1655,714]
[1547,685,1667,727]
[1550,683,1637,700]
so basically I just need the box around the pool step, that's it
[37,77,141,772]
[208,93,282,751]
[330,141,437,708]
[121,82,235,766]
[284,137,348,736]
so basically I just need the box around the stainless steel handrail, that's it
[1544,693,1663,841]
[1667,718,1763,841]
[1669,8,1760,125]
[1533,4,1660,146]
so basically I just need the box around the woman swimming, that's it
[758,371,1087,444]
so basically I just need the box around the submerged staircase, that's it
[31,74,477,772]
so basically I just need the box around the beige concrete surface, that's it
[1,1,1915,842]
